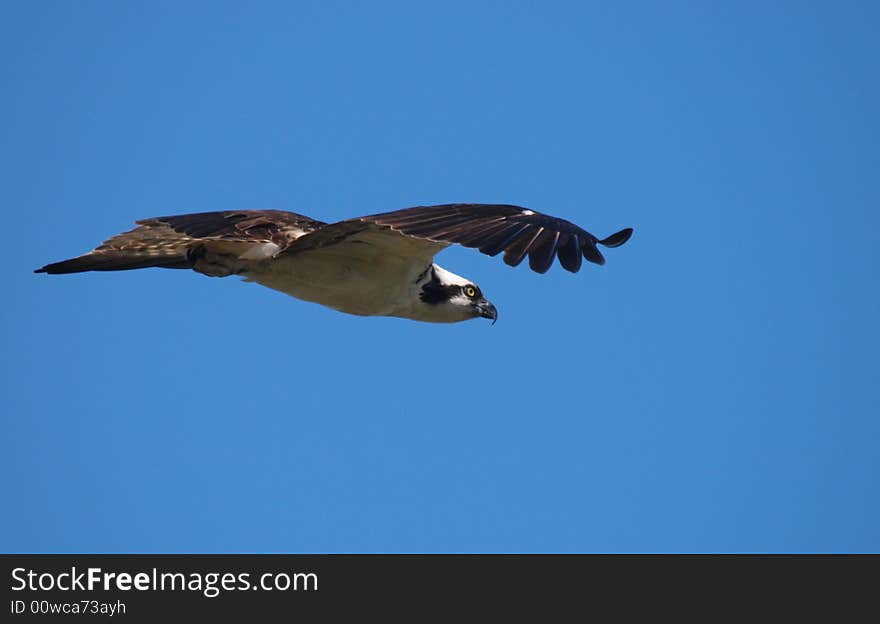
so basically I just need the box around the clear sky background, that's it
[2,1,878,553]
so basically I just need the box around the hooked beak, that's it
[475,300,498,325]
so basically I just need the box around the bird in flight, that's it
[36,204,633,324]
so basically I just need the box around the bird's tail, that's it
[34,220,194,274]
[34,252,191,274]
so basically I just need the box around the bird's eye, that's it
[464,286,477,298]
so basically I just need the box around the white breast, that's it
[248,230,440,316]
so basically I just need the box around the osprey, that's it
[36,204,633,324]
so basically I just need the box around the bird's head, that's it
[412,264,497,324]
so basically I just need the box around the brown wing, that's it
[150,210,325,247]
[285,204,633,274]
[35,210,325,274]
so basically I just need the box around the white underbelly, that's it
[249,248,424,316]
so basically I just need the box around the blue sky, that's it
[2,1,878,553]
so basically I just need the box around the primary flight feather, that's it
[35,203,633,324]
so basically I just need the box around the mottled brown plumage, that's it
[35,210,325,274]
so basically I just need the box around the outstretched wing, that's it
[285,204,632,274]
[35,210,325,274]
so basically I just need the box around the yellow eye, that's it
[465,286,476,298]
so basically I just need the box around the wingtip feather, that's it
[598,228,633,248]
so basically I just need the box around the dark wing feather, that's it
[354,204,633,273]
[556,233,582,273]
[465,222,530,255]
[502,224,544,268]
[528,229,561,274]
